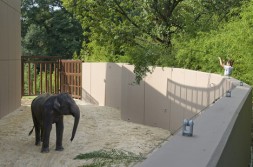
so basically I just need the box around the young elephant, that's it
[29,93,80,153]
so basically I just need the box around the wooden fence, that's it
[21,56,82,99]
[60,60,82,99]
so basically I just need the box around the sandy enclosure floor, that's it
[0,99,170,167]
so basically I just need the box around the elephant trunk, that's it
[70,107,80,141]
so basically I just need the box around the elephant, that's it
[29,93,80,153]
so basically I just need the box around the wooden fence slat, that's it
[34,63,36,94]
[28,63,31,95]
[45,63,48,93]
[40,63,43,94]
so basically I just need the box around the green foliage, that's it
[74,149,146,167]
[23,0,252,85]
[23,63,58,95]
[174,0,253,85]
[62,0,247,82]
[21,0,83,58]
[22,24,48,56]
[126,38,174,83]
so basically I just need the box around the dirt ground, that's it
[0,98,170,167]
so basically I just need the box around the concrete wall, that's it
[82,63,251,166]
[82,63,234,133]
[216,84,252,167]
[137,80,252,167]
[0,0,21,118]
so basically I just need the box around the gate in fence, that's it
[60,60,82,99]
[21,56,82,99]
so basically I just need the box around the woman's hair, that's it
[227,59,234,66]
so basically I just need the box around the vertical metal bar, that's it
[40,63,43,94]
[79,61,82,99]
[21,57,24,96]
[71,62,76,95]
[65,62,71,94]
[34,63,37,95]
[75,61,77,98]
[28,63,31,95]
[57,60,59,94]
[69,62,71,95]
[54,61,57,94]
[45,63,48,93]
[62,60,64,93]
[50,63,52,94]
[60,60,63,93]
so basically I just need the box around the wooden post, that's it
[45,63,47,93]
[21,57,24,97]
[28,63,31,95]
[40,63,42,94]
[34,63,36,95]
[50,63,52,94]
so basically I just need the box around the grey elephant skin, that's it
[29,93,80,153]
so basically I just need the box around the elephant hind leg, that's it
[35,125,41,145]
[31,112,41,145]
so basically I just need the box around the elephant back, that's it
[31,93,52,112]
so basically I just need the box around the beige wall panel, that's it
[8,8,15,60]
[195,90,206,111]
[6,11,21,61]
[222,78,232,93]
[11,10,21,60]
[90,63,106,106]
[0,0,21,119]
[195,72,210,111]
[121,65,144,124]
[0,61,9,117]
[105,63,123,110]
[0,1,8,60]
[209,73,224,102]
[16,60,21,103]
[184,69,197,86]
[184,69,197,118]
[196,71,210,88]
[1,0,21,11]
[82,63,94,103]
[8,60,21,111]
[208,84,216,105]
[144,67,171,129]
[169,68,185,133]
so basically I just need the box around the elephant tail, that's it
[28,126,34,136]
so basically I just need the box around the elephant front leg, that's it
[55,117,64,151]
[41,124,52,153]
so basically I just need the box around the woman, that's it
[218,57,233,76]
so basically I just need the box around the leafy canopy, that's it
[62,0,246,82]
[21,0,83,58]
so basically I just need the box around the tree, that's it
[21,0,83,58]
[174,0,253,85]
[62,0,247,82]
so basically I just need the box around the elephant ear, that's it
[53,97,61,112]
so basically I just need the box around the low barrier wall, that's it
[82,63,234,133]
[137,79,252,167]
[82,62,252,166]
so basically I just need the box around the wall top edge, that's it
[82,62,229,79]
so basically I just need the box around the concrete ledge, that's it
[136,80,252,167]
